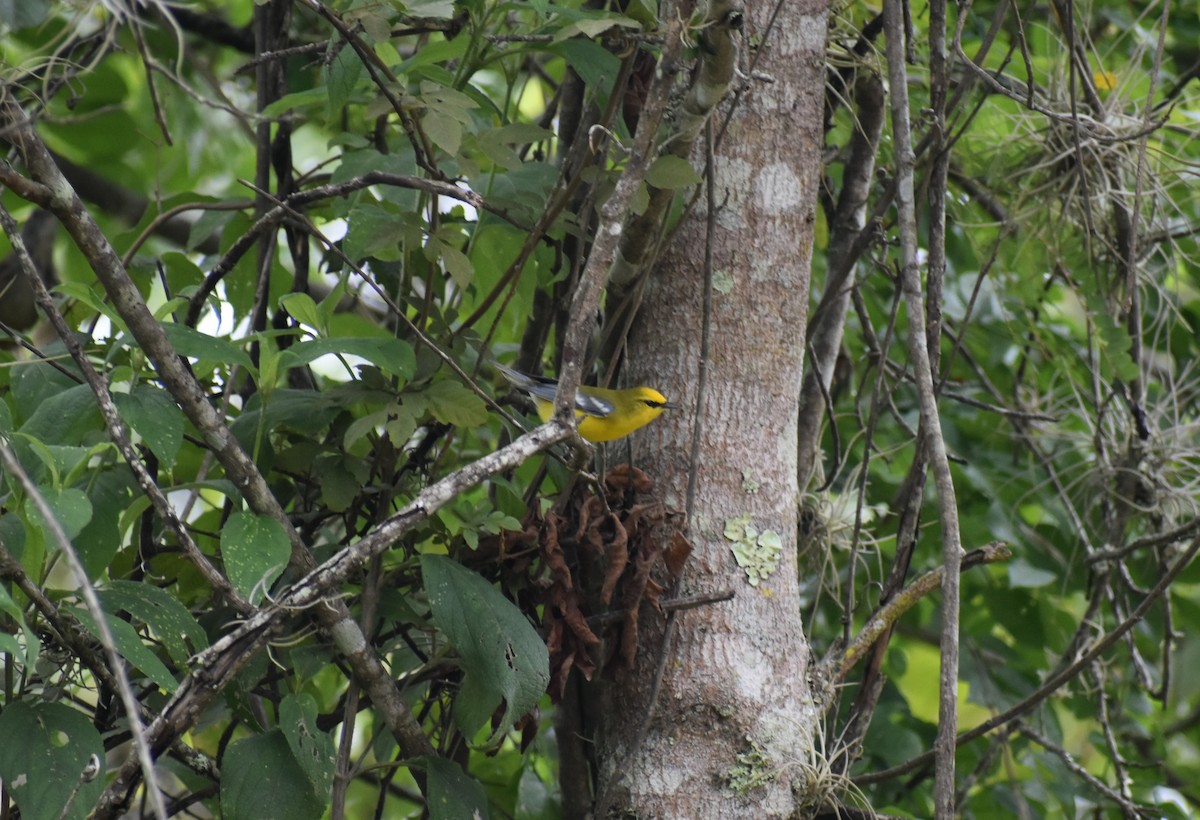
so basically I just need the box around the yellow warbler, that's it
[496,364,676,443]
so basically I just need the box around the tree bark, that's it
[592,2,828,815]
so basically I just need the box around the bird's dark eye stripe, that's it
[644,399,665,408]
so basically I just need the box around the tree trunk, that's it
[592,2,829,815]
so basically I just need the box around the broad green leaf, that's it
[229,391,342,455]
[18,383,102,448]
[421,554,549,740]
[317,456,363,512]
[430,236,473,289]
[53,281,127,329]
[645,155,702,190]
[344,202,407,260]
[74,470,134,580]
[0,701,104,820]
[115,385,184,467]
[423,110,463,156]
[260,87,327,117]
[278,336,416,380]
[221,730,325,820]
[487,123,555,145]
[73,606,179,692]
[279,694,336,800]
[99,580,210,667]
[426,756,489,820]
[187,207,239,251]
[160,323,255,371]
[159,251,206,297]
[222,511,291,604]
[279,292,324,333]
[326,43,363,114]
[404,0,456,18]
[424,380,488,427]
[555,39,619,94]
[26,486,92,543]
[556,15,639,40]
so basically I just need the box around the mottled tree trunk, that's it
[592,2,828,815]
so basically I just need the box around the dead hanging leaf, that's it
[541,510,603,701]
[599,512,629,606]
[575,495,604,550]
[560,597,600,647]
[605,463,654,494]
[541,514,574,590]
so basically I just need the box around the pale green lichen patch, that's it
[724,515,782,586]
[724,737,777,796]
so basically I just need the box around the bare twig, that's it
[828,542,1011,682]
[881,1,964,813]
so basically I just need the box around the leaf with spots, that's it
[422,554,549,742]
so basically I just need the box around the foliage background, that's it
[0,0,1197,817]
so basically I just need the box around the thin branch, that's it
[882,1,964,813]
[828,542,1011,682]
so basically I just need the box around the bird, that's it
[495,363,677,443]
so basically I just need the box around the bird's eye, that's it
[644,399,665,408]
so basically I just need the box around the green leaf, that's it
[326,43,363,114]
[0,583,40,670]
[279,694,336,801]
[0,701,104,820]
[555,39,620,94]
[278,336,416,381]
[433,237,473,289]
[423,109,463,156]
[1007,558,1057,589]
[279,292,324,333]
[0,0,50,30]
[230,390,341,448]
[423,380,488,427]
[645,155,702,190]
[260,87,327,117]
[557,14,639,41]
[74,470,134,580]
[317,457,362,512]
[222,511,292,604]
[18,383,102,448]
[421,554,549,740]
[73,606,180,692]
[160,323,255,371]
[344,202,407,260]
[426,756,490,820]
[53,281,127,329]
[26,487,92,543]
[516,765,560,819]
[99,580,210,667]
[115,385,184,467]
[404,0,456,18]
[221,730,325,820]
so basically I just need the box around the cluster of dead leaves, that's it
[537,465,692,701]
